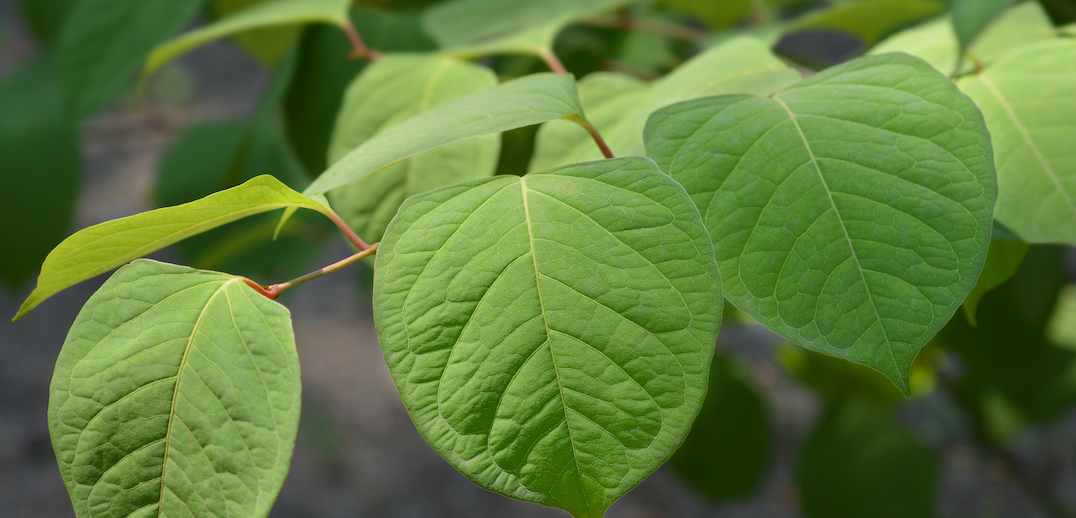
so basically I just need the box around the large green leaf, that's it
[54,0,204,118]
[49,259,300,518]
[0,57,80,292]
[797,403,940,518]
[644,53,996,392]
[373,157,722,518]
[303,72,585,196]
[422,0,626,59]
[529,37,800,171]
[144,0,350,78]
[870,2,1055,76]
[15,176,329,320]
[958,40,1076,243]
[952,0,1022,52]
[327,54,498,243]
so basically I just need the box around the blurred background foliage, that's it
[2,0,1076,517]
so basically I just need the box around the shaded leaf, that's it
[0,57,80,291]
[17,0,75,46]
[145,0,350,78]
[303,72,585,196]
[49,259,300,518]
[55,0,203,118]
[373,157,721,518]
[16,176,329,320]
[952,0,1022,52]
[957,40,1076,243]
[327,54,498,243]
[645,53,996,392]
[962,239,1029,325]
[530,37,800,171]
[787,0,946,47]
[670,355,770,503]
[211,0,303,65]
[797,403,940,518]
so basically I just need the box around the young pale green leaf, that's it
[870,2,1055,75]
[327,54,498,243]
[423,0,625,59]
[787,0,945,46]
[55,0,203,118]
[645,53,996,392]
[952,0,1021,52]
[49,259,300,518]
[15,175,329,321]
[0,57,80,291]
[373,157,722,518]
[958,40,1076,244]
[961,239,1028,326]
[303,72,585,196]
[529,37,800,171]
[144,0,350,78]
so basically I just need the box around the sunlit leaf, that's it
[49,259,300,518]
[373,157,721,518]
[645,53,996,392]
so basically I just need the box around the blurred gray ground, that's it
[2,2,1075,517]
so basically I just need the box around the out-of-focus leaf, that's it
[670,355,770,503]
[780,346,909,407]
[17,0,74,46]
[952,0,1021,52]
[327,54,498,243]
[530,37,799,171]
[144,0,350,78]
[797,403,940,518]
[0,57,80,292]
[787,0,946,47]
[212,0,303,65]
[283,7,436,174]
[1047,285,1076,349]
[54,0,204,118]
[962,239,1029,325]
[50,259,300,518]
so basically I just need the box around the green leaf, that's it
[15,176,329,321]
[303,72,585,196]
[788,0,946,47]
[283,7,436,173]
[373,157,722,518]
[211,0,303,65]
[18,0,75,46]
[144,0,350,79]
[952,0,1021,52]
[669,355,770,503]
[797,403,940,518]
[957,40,1076,243]
[870,2,1055,76]
[644,53,997,392]
[0,57,80,291]
[327,54,498,243]
[49,259,300,518]
[652,0,754,29]
[961,239,1029,325]
[55,0,204,118]
[529,37,800,171]
[423,0,626,59]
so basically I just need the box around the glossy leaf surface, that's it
[645,53,996,392]
[55,0,203,117]
[144,0,349,77]
[373,157,721,518]
[530,37,800,171]
[958,40,1076,243]
[304,72,584,196]
[16,176,329,320]
[49,259,300,518]
[327,54,498,243]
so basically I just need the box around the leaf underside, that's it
[373,157,722,518]
[49,259,300,518]
[645,53,996,392]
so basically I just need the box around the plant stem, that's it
[581,15,707,42]
[342,21,382,60]
[573,116,615,159]
[538,49,568,74]
[242,243,380,300]
[324,208,372,251]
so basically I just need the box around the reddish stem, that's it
[539,50,568,74]
[242,243,380,300]
[326,209,372,251]
[342,21,382,60]
[569,115,615,159]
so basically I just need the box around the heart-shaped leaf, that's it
[16,175,329,320]
[957,40,1076,243]
[373,157,722,518]
[645,53,996,392]
[49,259,300,518]
[327,54,498,243]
